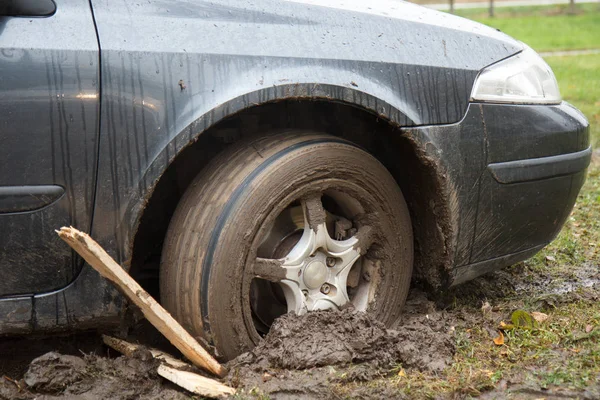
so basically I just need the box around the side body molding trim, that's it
[0,185,65,213]
[488,146,592,184]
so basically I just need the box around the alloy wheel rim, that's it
[248,191,377,327]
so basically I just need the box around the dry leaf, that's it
[481,369,494,378]
[481,301,492,316]
[586,325,594,333]
[397,368,406,377]
[545,255,556,262]
[262,372,273,382]
[493,331,504,346]
[531,312,549,323]
[499,321,515,330]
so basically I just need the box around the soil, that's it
[231,307,455,371]
[0,288,458,400]
[225,303,457,399]
[0,349,189,400]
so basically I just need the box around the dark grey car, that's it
[0,0,589,359]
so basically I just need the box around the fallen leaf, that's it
[586,325,594,333]
[397,368,406,377]
[493,331,504,346]
[481,301,492,312]
[262,372,273,382]
[481,369,494,378]
[545,255,556,262]
[511,310,536,329]
[531,311,549,323]
[499,321,515,330]
[481,301,493,320]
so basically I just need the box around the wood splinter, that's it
[56,226,226,378]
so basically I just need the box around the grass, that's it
[443,10,600,396]
[454,4,600,52]
[351,7,600,399]
[547,54,600,148]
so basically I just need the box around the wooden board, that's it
[157,365,236,398]
[102,335,189,369]
[102,335,235,398]
[57,226,225,377]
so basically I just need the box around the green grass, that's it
[350,8,600,398]
[454,4,600,52]
[546,54,600,148]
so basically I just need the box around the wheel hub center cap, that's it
[303,260,328,289]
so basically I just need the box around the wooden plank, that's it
[158,365,235,398]
[102,335,190,369]
[102,335,235,398]
[102,334,138,357]
[57,226,226,377]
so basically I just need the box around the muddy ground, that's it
[0,291,455,400]
[1,254,598,400]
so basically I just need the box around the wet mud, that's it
[0,350,188,400]
[230,308,454,372]
[226,300,458,398]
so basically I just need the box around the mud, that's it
[226,304,457,398]
[0,350,188,400]
[231,308,454,372]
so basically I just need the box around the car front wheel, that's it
[160,131,413,360]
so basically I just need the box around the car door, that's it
[0,0,99,296]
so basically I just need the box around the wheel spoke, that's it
[328,286,350,306]
[301,194,327,231]
[280,281,308,315]
[354,225,375,255]
[251,257,286,282]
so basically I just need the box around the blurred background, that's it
[406,0,599,151]
[410,0,600,187]
[399,1,600,392]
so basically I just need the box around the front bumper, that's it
[404,101,590,286]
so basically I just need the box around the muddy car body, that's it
[0,0,589,357]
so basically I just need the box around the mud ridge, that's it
[227,308,455,397]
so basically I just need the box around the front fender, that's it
[91,79,418,264]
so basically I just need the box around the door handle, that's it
[0,0,56,17]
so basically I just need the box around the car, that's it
[0,0,590,359]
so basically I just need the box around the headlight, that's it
[470,46,561,104]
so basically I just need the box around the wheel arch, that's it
[125,89,455,296]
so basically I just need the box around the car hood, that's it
[286,0,517,40]
[135,0,521,70]
[280,0,523,68]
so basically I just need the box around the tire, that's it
[160,131,413,360]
